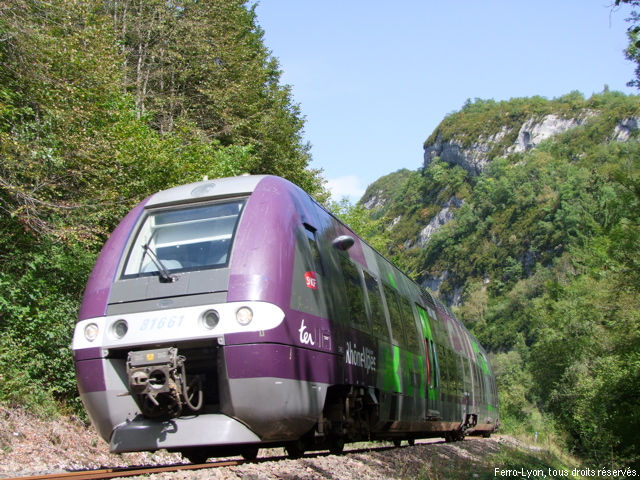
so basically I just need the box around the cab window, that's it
[123,200,244,277]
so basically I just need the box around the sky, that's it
[254,1,638,202]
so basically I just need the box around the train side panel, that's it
[303,193,499,439]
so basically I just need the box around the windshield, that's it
[123,200,245,278]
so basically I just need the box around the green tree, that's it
[108,0,324,197]
[616,0,640,88]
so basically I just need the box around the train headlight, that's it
[236,306,253,326]
[201,309,220,330]
[111,319,128,339]
[84,323,99,342]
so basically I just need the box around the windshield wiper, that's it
[142,244,177,283]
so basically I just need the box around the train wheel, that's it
[482,432,491,438]
[445,430,466,442]
[329,437,345,455]
[408,438,415,446]
[241,446,259,461]
[393,439,402,447]
[182,449,210,464]
[285,439,306,459]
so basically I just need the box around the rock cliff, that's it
[423,111,610,176]
[360,94,640,306]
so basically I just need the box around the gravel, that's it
[0,406,508,479]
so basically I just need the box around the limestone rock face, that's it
[362,190,386,210]
[423,112,601,176]
[385,100,640,306]
[424,127,509,176]
[612,117,640,141]
[418,196,463,247]
[510,114,593,153]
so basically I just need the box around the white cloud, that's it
[326,175,366,202]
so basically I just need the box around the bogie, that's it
[285,439,307,459]
[328,437,345,455]
[241,446,260,461]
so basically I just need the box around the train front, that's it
[72,175,329,456]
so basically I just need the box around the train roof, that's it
[146,175,268,208]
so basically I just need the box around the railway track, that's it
[1,458,242,480]
[2,441,435,480]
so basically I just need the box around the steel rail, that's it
[1,459,241,480]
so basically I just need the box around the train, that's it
[72,174,498,462]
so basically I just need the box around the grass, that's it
[409,436,573,480]
[412,435,634,480]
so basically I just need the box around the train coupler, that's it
[126,347,203,419]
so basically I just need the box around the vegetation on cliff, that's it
[359,92,640,467]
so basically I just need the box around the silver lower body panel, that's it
[110,413,261,452]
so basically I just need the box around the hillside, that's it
[359,91,640,467]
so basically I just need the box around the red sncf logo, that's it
[304,271,318,290]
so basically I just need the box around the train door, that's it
[480,351,496,416]
[381,283,406,423]
[460,355,472,423]
[452,321,474,423]
[471,339,494,418]
[416,305,440,418]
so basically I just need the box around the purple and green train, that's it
[72,175,499,462]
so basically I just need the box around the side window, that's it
[339,255,369,332]
[363,271,388,338]
[383,284,406,346]
[417,304,438,388]
[429,339,439,388]
[435,343,449,390]
[437,344,461,395]
[396,296,421,353]
[304,224,323,274]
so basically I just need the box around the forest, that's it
[0,0,324,413]
[1,0,639,472]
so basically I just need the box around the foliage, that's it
[328,198,389,253]
[617,0,640,88]
[0,241,94,415]
[358,168,416,218]
[0,0,324,411]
